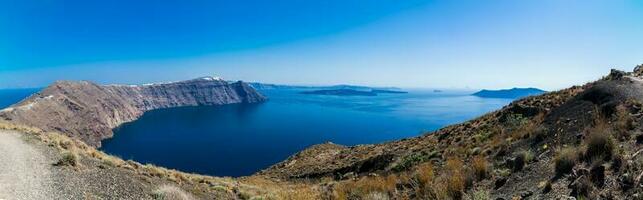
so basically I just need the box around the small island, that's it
[371,89,408,94]
[300,89,407,96]
[472,87,545,99]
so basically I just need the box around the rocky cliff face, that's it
[0,77,266,147]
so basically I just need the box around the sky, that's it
[1,0,643,90]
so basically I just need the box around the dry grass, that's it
[444,158,465,200]
[333,175,396,200]
[55,151,78,167]
[584,125,615,162]
[614,104,635,140]
[153,185,195,200]
[472,156,489,181]
[415,162,434,185]
[554,148,578,177]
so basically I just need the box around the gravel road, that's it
[0,130,53,200]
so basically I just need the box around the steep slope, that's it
[260,67,643,199]
[0,77,266,147]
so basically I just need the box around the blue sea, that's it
[0,88,40,108]
[0,88,514,177]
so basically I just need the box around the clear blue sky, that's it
[1,0,642,90]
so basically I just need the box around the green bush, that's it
[392,151,439,171]
[471,189,491,200]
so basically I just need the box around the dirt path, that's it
[0,130,53,200]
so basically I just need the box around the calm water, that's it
[0,88,513,177]
[101,89,513,177]
[0,88,40,109]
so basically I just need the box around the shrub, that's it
[611,154,623,172]
[392,151,437,172]
[471,189,491,200]
[512,153,526,172]
[496,168,511,177]
[445,159,465,200]
[614,105,634,139]
[584,130,615,162]
[415,163,434,186]
[542,181,552,193]
[334,175,396,199]
[472,156,489,180]
[554,148,577,177]
[506,113,527,129]
[589,162,606,187]
[363,192,389,200]
[570,177,593,199]
[55,151,78,167]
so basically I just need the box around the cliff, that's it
[0,77,266,147]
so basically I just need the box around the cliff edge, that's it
[0,77,267,147]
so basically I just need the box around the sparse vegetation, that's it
[55,151,78,167]
[589,161,606,187]
[470,189,491,200]
[584,128,615,162]
[472,156,489,180]
[614,105,635,140]
[445,158,465,200]
[570,177,593,199]
[415,162,434,185]
[554,148,577,177]
[506,113,527,129]
[392,151,438,171]
[512,152,526,172]
[333,175,396,200]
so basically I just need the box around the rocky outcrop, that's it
[0,77,266,147]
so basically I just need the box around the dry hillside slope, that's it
[260,67,643,199]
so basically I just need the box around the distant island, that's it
[370,89,408,94]
[249,82,401,91]
[300,88,407,96]
[472,87,546,99]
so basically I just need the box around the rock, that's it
[619,173,635,191]
[0,77,267,147]
[341,172,356,180]
[494,177,507,190]
[634,64,643,76]
[606,69,625,80]
[590,164,605,187]
[470,147,481,155]
[520,190,533,199]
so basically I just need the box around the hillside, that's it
[260,67,643,199]
[1,67,642,199]
[0,77,266,147]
